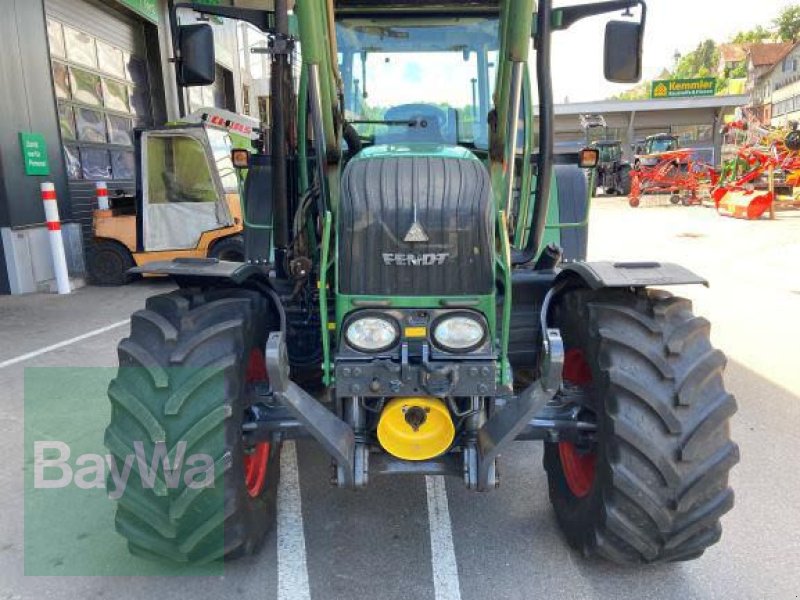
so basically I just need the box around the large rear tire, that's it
[105,288,280,563]
[544,288,738,564]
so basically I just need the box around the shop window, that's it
[58,103,77,140]
[52,63,71,99]
[107,115,133,146]
[64,26,97,68]
[50,18,151,181]
[111,150,135,180]
[47,20,65,58]
[75,108,107,143]
[103,79,130,112]
[80,148,112,180]
[64,146,81,179]
[69,68,103,106]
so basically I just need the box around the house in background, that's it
[718,43,748,78]
[746,42,794,123]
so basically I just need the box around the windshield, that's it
[597,145,621,162]
[336,17,500,148]
[647,138,678,154]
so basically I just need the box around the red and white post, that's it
[95,181,110,211]
[40,182,71,295]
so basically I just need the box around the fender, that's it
[556,261,708,289]
[130,258,268,286]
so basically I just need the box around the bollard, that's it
[40,182,71,295]
[96,181,109,211]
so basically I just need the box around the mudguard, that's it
[130,258,268,285]
[556,261,708,289]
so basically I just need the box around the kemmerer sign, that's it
[651,78,717,99]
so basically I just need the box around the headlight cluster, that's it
[345,317,399,352]
[433,315,485,351]
[345,313,487,353]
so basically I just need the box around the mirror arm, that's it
[550,0,646,31]
[173,3,275,33]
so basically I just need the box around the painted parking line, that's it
[278,441,311,600]
[0,319,130,370]
[425,475,462,600]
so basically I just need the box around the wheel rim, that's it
[558,348,597,498]
[243,348,270,498]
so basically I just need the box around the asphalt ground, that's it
[2,198,800,599]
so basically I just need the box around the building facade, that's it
[0,0,265,294]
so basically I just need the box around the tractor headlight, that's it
[345,316,399,352]
[433,315,486,352]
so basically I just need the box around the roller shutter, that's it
[45,0,154,246]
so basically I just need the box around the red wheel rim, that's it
[558,349,597,498]
[244,348,270,498]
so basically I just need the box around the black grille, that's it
[338,154,495,296]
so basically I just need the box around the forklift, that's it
[87,109,258,285]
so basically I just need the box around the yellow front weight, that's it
[377,397,455,461]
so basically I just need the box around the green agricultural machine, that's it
[105,0,738,565]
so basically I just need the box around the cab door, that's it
[140,127,233,251]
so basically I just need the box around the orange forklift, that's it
[87,109,257,285]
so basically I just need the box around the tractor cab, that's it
[594,140,623,163]
[636,133,681,167]
[337,14,500,151]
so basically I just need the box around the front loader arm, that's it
[295,0,343,211]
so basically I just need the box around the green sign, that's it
[116,0,159,23]
[19,133,50,176]
[651,78,717,99]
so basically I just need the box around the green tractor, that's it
[106,0,737,565]
[581,114,632,196]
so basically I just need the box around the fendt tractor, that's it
[105,0,738,565]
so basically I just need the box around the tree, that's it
[774,5,800,42]
[732,25,774,44]
[674,40,719,79]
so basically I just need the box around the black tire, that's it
[88,239,135,286]
[544,288,738,564]
[105,288,280,563]
[670,194,682,205]
[208,235,245,262]
[617,166,632,196]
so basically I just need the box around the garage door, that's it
[45,0,154,245]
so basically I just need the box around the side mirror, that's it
[604,21,643,84]
[177,24,216,86]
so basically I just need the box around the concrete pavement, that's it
[1,199,799,599]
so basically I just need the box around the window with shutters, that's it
[47,18,151,181]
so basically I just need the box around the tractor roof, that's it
[334,0,500,16]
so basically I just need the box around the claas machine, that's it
[87,109,256,285]
[104,0,738,566]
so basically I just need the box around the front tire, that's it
[544,288,738,564]
[88,239,135,286]
[105,288,280,563]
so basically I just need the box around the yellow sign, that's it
[651,78,717,99]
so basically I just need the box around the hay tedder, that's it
[713,120,800,219]
[628,148,718,208]
[102,0,737,567]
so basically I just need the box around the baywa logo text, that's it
[33,441,215,500]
